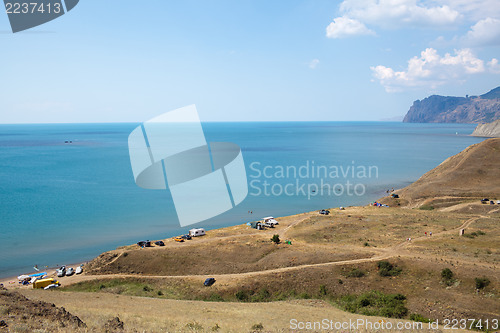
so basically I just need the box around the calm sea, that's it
[0,122,483,278]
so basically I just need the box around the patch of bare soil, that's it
[0,286,86,332]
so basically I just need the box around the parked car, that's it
[75,266,83,275]
[66,267,75,276]
[154,241,165,246]
[181,234,192,240]
[262,217,279,226]
[137,240,151,247]
[319,209,330,215]
[174,236,184,242]
[44,283,59,290]
[204,278,216,286]
[56,266,66,277]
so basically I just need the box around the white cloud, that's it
[439,0,500,21]
[488,58,500,74]
[370,48,497,92]
[327,0,461,37]
[326,16,375,38]
[462,17,500,46]
[309,59,320,69]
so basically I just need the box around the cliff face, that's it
[471,119,500,137]
[403,87,500,123]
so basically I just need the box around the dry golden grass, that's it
[19,289,471,333]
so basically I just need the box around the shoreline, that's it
[0,260,89,289]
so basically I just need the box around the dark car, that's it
[181,234,192,240]
[154,241,165,246]
[319,209,330,215]
[204,278,216,286]
[137,240,151,248]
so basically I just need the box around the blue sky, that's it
[0,0,499,123]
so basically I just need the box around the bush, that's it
[298,292,310,299]
[251,323,264,331]
[441,268,455,286]
[410,313,431,323]
[319,285,327,296]
[142,285,152,292]
[337,291,408,318]
[157,290,163,296]
[475,277,490,290]
[235,290,248,301]
[186,321,203,330]
[271,234,280,244]
[378,261,402,277]
[347,268,366,278]
[441,268,453,280]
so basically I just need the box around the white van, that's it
[189,228,206,237]
[262,217,278,226]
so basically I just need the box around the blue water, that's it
[0,122,483,278]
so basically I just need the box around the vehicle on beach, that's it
[174,236,184,242]
[154,240,165,246]
[56,266,66,277]
[66,267,75,276]
[262,217,278,226]
[137,240,151,247]
[33,278,59,289]
[181,234,191,240]
[44,283,60,290]
[204,278,216,286]
[75,266,83,274]
[319,209,330,215]
[189,228,206,237]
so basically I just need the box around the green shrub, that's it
[157,290,163,296]
[419,205,434,210]
[251,288,270,302]
[441,268,455,286]
[347,268,366,278]
[251,323,264,331]
[319,284,327,296]
[298,292,310,299]
[378,261,402,277]
[270,234,280,244]
[142,285,152,292]
[475,277,490,290]
[410,313,431,323]
[211,323,221,331]
[337,291,408,318]
[441,268,453,280]
[235,290,248,301]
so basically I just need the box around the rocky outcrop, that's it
[403,87,500,123]
[471,119,500,137]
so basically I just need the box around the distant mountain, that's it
[471,119,500,137]
[403,87,500,123]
